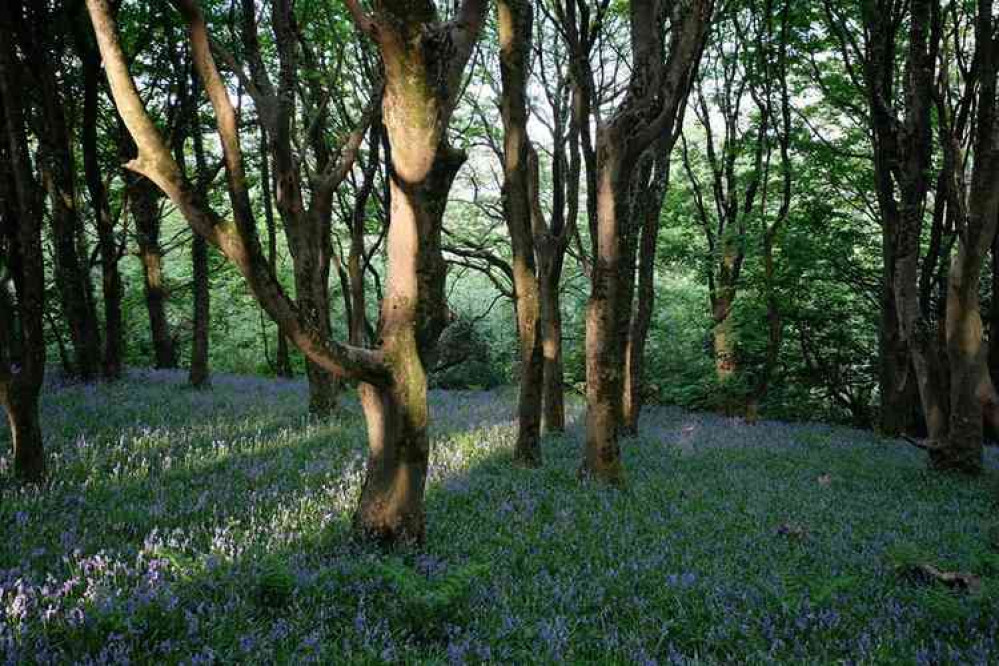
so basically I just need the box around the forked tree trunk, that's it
[498,0,543,465]
[354,145,463,542]
[583,0,711,483]
[131,177,178,369]
[87,0,485,547]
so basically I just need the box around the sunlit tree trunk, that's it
[498,0,543,465]
[355,144,463,542]
[89,0,485,545]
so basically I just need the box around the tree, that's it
[582,0,713,483]
[87,0,486,544]
[498,0,544,465]
[76,17,126,380]
[24,2,103,380]
[226,0,373,415]
[0,1,47,480]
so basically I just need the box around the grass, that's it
[2,369,998,664]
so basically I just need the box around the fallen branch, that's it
[902,563,982,594]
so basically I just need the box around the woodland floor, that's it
[2,370,999,664]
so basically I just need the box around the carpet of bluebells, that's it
[2,369,999,664]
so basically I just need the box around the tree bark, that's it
[622,152,670,435]
[88,0,484,545]
[189,235,211,387]
[33,29,102,380]
[187,72,212,389]
[0,7,47,480]
[539,265,565,433]
[130,176,178,369]
[80,35,124,380]
[498,0,543,466]
[583,0,713,483]
[260,125,292,377]
[879,271,920,435]
[991,234,999,390]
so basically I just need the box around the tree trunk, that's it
[86,0,485,547]
[189,235,211,387]
[540,265,565,433]
[131,176,178,369]
[712,271,738,383]
[990,234,999,389]
[0,11,47,480]
[583,0,711,483]
[880,271,920,436]
[498,0,542,466]
[37,61,103,381]
[354,144,463,543]
[82,42,124,380]
[259,125,292,377]
[622,152,669,435]
[584,144,632,484]
[188,85,211,389]
[293,256,340,415]
[1,385,44,481]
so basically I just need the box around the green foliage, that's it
[376,558,490,641]
[253,555,296,610]
[430,316,506,390]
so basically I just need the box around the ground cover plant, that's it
[2,370,998,664]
